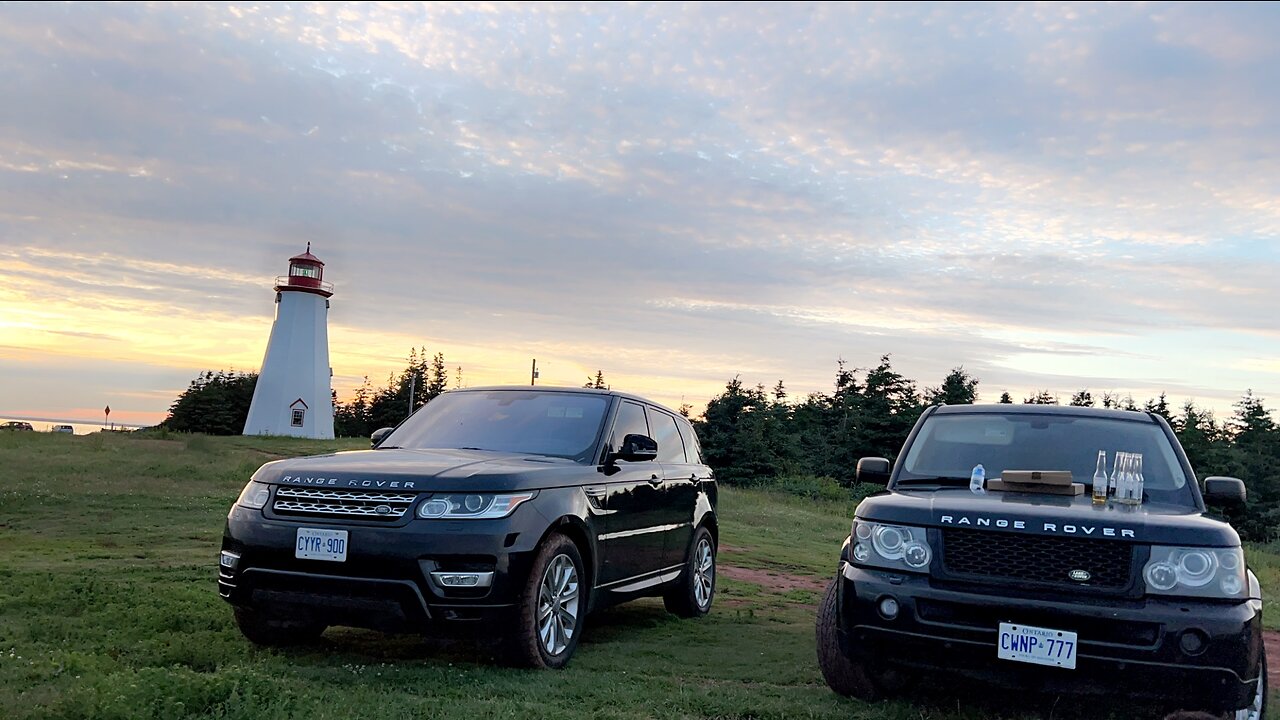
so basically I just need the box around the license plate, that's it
[295,528,347,562]
[998,622,1077,669]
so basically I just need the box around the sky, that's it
[1,1,1278,427]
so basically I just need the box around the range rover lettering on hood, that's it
[940,514,1135,539]
[279,475,417,490]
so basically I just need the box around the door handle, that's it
[648,474,662,485]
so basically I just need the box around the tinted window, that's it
[900,413,1193,506]
[677,419,703,464]
[385,391,609,462]
[610,401,650,454]
[649,409,687,463]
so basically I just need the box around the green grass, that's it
[0,431,1273,719]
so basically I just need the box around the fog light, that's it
[430,571,495,590]
[219,551,240,570]
[878,596,900,620]
[1179,629,1208,656]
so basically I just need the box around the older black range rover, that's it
[220,386,717,668]
[817,404,1264,719]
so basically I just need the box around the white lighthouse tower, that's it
[243,244,335,439]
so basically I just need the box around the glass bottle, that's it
[1092,451,1108,504]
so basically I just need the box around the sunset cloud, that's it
[1,2,1277,424]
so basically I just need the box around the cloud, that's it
[0,1,1277,423]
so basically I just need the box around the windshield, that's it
[898,412,1195,506]
[381,390,609,462]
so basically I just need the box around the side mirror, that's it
[370,427,395,449]
[613,434,658,463]
[856,457,891,485]
[1204,476,1246,506]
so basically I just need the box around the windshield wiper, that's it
[895,476,970,486]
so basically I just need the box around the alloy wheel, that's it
[693,537,715,609]
[537,554,579,656]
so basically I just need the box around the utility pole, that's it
[531,359,539,386]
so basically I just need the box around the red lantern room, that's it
[274,242,333,297]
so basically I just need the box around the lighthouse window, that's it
[291,409,306,427]
[290,264,320,279]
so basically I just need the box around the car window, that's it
[900,412,1194,506]
[648,408,687,463]
[384,390,609,462]
[677,418,703,464]
[610,401,650,455]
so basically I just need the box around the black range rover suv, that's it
[817,404,1264,718]
[220,386,718,668]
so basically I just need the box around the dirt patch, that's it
[719,564,826,594]
[1265,631,1280,690]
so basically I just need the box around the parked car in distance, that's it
[220,386,718,668]
[51,424,74,434]
[2,421,34,431]
[817,404,1263,719]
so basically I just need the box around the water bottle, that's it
[1092,451,1108,504]
[969,464,986,494]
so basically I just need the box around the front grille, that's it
[272,487,417,520]
[940,528,1135,590]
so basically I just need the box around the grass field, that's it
[0,431,1273,719]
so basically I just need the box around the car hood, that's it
[856,488,1239,546]
[250,448,593,493]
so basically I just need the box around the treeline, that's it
[162,348,610,438]
[162,348,455,438]
[333,348,450,438]
[691,355,1280,541]
[164,370,259,435]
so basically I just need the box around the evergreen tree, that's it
[1069,389,1094,407]
[924,367,979,406]
[163,370,258,435]
[1024,390,1058,405]
[998,392,1013,404]
[425,353,448,401]
[584,371,607,390]
[1144,393,1173,421]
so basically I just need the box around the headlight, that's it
[416,492,536,520]
[851,520,933,573]
[1143,546,1247,599]
[236,481,271,510]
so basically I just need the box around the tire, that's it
[233,607,326,647]
[506,533,587,669]
[816,577,882,700]
[664,526,716,618]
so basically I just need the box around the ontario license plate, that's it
[295,528,347,562]
[998,622,1077,669]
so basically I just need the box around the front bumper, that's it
[837,562,1263,712]
[218,503,549,631]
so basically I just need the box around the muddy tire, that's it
[504,533,587,669]
[233,607,325,647]
[664,526,716,618]
[816,577,881,700]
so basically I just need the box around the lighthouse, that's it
[243,244,335,439]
